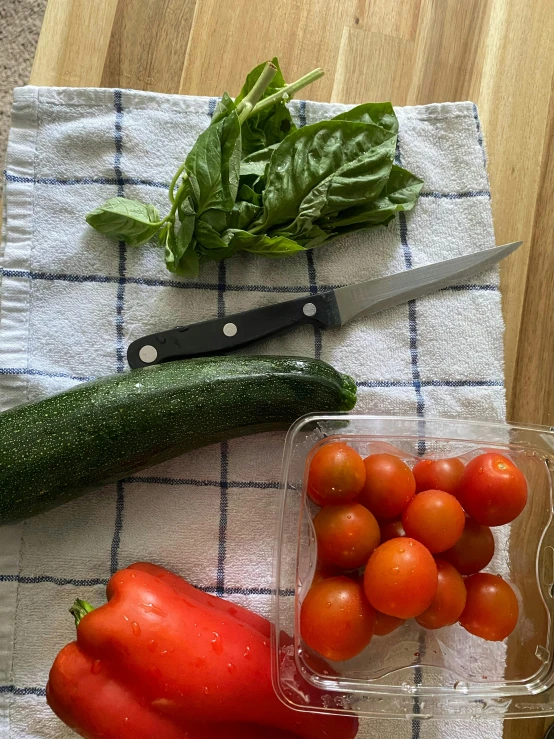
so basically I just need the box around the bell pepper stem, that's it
[70,599,95,628]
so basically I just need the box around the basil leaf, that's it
[315,137,396,213]
[198,208,228,232]
[227,230,305,258]
[163,224,178,268]
[195,221,230,251]
[195,224,239,262]
[195,200,262,235]
[175,240,200,278]
[237,174,265,205]
[237,184,262,207]
[174,177,195,218]
[236,57,297,158]
[85,197,162,246]
[254,120,397,232]
[275,136,394,241]
[185,109,241,214]
[241,105,295,159]
[165,213,198,277]
[333,218,395,236]
[228,200,261,230]
[278,223,331,250]
[324,165,423,229]
[210,92,237,125]
[158,222,170,247]
[175,216,196,260]
[239,144,277,178]
[333,102,398,135]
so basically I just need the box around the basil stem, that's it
[249,68,324,117]
[168,161,187,204]
[236,61,278,124]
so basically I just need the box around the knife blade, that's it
[127,241,522,369]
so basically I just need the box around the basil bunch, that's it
[86,59,423,278]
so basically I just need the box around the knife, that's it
[127,241,522,369]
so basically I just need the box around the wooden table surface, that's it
[29,1,554,737]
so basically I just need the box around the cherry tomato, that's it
[416,559,467,629]
[314,503,381,569]
[307,486,328,507]
[307,442,366,504]
[459,573,519,641]
[380,519,406,542]
[457,453,527,526]
[300,576,376,661]
[311,561,341,588]
[363,538,438,619]
[413,457,465,495]
[441,517,495,575]
[374,610,405,636]
[359,454,416,520]
[402,489,465,553]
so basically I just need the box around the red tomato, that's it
[359,454,416,520]
[380,519,406,542]
[459,573,519,641]
[300,576,376,661]
[311,562,341,588]
[441,517,495,575]
[373,611,405,636]
[307,442,366,504]
[413,457,465,495]
[457,453,527,526]
[416,560,467,629]
[307,486,328,507]
[402,490,465,553]
[314,503,381,569]
[363,538,438,619]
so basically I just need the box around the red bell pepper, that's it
[128,561,271,638]
[48,641,301,739]
[47,564,358,739]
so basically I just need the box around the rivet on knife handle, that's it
[127,291,341,368]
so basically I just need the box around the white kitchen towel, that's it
[0,86,506,739]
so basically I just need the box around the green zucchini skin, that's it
[0,356,356,524]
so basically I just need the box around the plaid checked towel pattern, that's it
[1,86,505,739]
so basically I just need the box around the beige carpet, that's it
[0,0,48,185]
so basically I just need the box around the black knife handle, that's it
[127,291,341,368]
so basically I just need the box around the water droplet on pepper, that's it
[140,603,168,617]
[210,632,223,654]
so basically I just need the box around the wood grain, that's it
[332,28,415,105]
[354,0,422,41]
[31,0,119,86]
[477,0,554,408]
[179,0,356,101]
[28,1,554,736]
[100,0,197,92]
[510,72,554,427]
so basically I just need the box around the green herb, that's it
[234,57,297,158]
[86,59,423,277]
[85,198,163,246]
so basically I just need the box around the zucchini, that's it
[0,356,356,524]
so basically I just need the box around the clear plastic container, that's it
[272,415,554,720]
